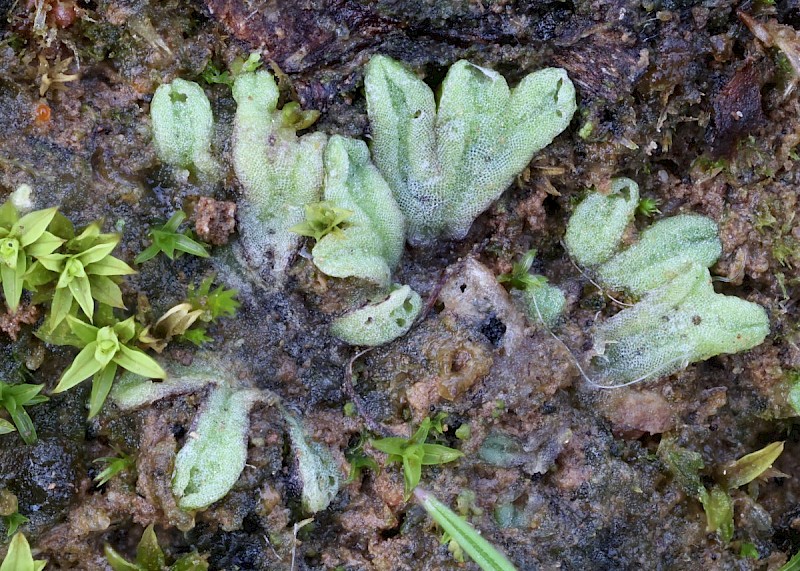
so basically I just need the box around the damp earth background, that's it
[0,1,800,570]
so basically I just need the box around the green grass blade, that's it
[415,488,517,571]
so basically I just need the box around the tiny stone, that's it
[194,197,237,245]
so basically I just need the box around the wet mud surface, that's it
[0,0,799,569]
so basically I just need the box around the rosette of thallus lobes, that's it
[564,177,769,387]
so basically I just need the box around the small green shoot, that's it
[0,381,48,444]
[345,433,379,484]
[53,315,166,418]
[720,441,785,490]
[497,250,546,291]
[415,488,517,571]
[230,52,262,76]
[138,277,239,352]
[1,532,46,571]
[200,61,232,87]
[4,512,28,537]
[281,102,320,131]
[429,412,449,435]
[779,550,800,571]
[34,219,135,330]
[201,52,262,89]
[93,450,135,487]
[739,543,759,559]
[455,423,471,441]
[104,524,208,571]
[178,328,213,347]
[185,275,240,323]
[0,202,61,312]
[134,211,209,264]
[371,417,463,500]
[289,201,353,242]
[636,197,661,217]
[699,485,734,543]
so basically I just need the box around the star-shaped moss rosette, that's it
[32,218,135,331]
[0,201,61,312]
[53,315,165,418]
[0,381,48,445]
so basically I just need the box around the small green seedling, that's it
[139,276,240,349]
[134,211,209,264]
[415,488,517,571]
[699,485,734,543]
[34,219,135,330]
[371,417,463,500]
[0,381,47,445]
[739,542,759,560]
[498,249,565,326]
[497,250,544,291]
[330,285,422,347]
[1,532,46,570]
[345,433,380,484]
[720,441,784,490]
[93,449,135,487]
[3,512,28,538]
[104,524,208,571]
[53,315,166,418]
[186,275,240,322]
[201,52,264,88]
[307,135,406,287]
[232,68,326,278]
[636,197,661,217]
[365,55,575,245]
[0,490,27,537]
[289,201,353,242]
[0,202,61,312]
[150,78,220,177]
